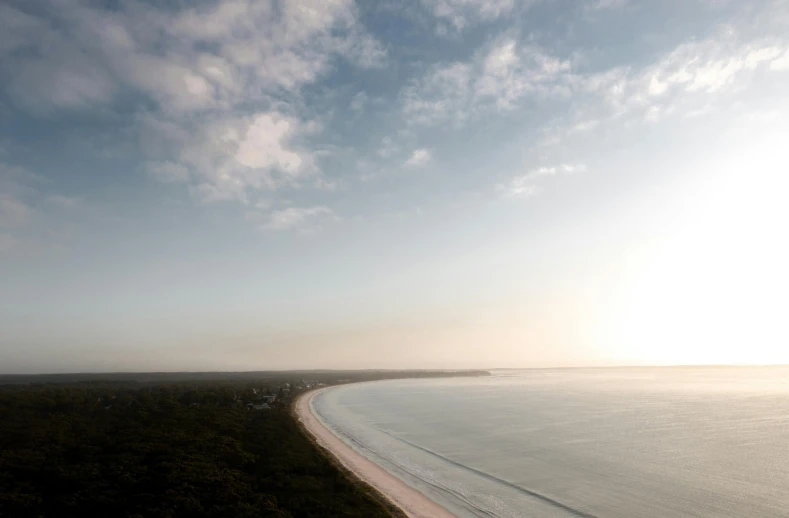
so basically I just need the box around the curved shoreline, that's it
[295,387,459,518]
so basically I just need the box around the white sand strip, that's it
[295,388,459,518]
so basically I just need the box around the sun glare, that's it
[599,120,789,365]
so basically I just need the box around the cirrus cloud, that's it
[403,38,572,126]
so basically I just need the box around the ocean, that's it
[312,367,789,518]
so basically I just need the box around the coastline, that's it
[294,386,459,518]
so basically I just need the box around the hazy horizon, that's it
[2,0,788,373]
[5,363,789,378]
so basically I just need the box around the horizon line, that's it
[3,363,788,377]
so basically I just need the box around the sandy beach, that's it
[295,388,458,518]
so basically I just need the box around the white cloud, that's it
[508,8,789,202]
[170,0,385,94]
[339,29,388,68]
[770,50,789,70]
[377,137,399,158]
[403,39,572,125]
[405,149,432,167]
[235,113,304,172]
[540,26,789,146]
[590,0,630,10]
[476,40,571,109]
[644,105,663,122]
[530,164,587,176]
[403,63,471,125]
[502,181,537,198]
[189,182,246,204]
[122,55,218,113]
[0,0,386,205]
[151,111,313,203]
[499,163,586,198]
[422,0,516,31]
[605,36,787,100]
[261,206,334,231]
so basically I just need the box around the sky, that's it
[1,0,788,373]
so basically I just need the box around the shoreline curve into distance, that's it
[295,387,459,518]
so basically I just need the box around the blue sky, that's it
[1,0,788,372]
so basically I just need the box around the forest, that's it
[0,371,487,517]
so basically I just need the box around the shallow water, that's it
[313,367,789,518]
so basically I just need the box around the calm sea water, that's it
[312,368,789,518]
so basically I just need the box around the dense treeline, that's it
[0,380,410,518]
[0,371,488,517]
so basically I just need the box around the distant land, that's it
[0,369,491,385]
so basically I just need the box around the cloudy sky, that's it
[1,0,788,373]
